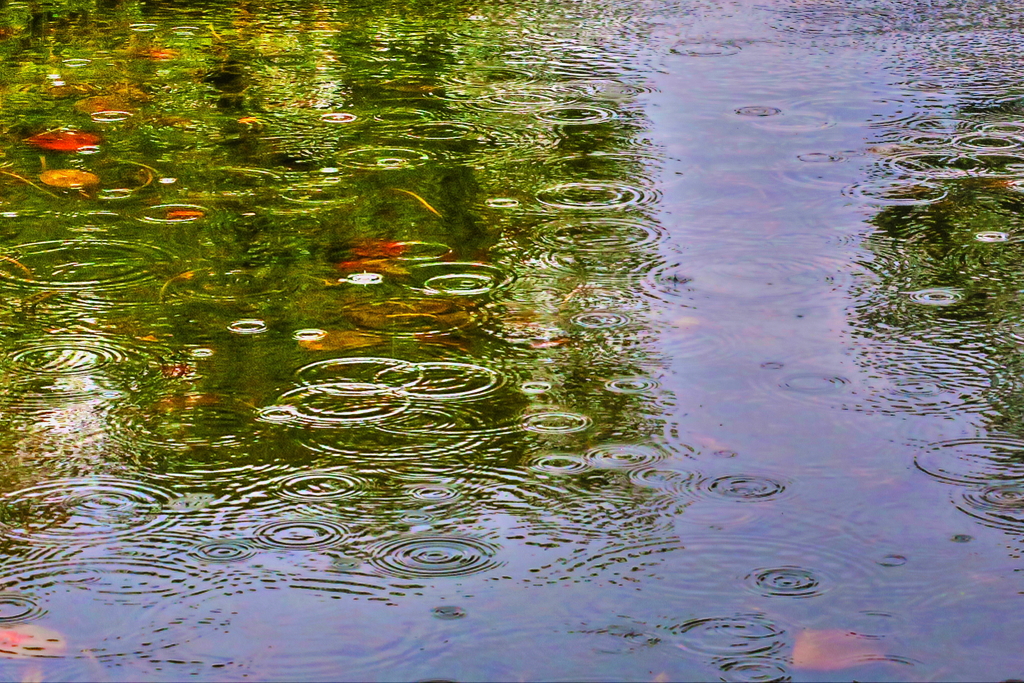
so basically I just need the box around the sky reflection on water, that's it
[0,0,1020,680]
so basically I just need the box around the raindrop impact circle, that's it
[367,535,502,578]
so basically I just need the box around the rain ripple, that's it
[295,357,422,390]
[189,539,258,563]
[663,613,786,657]
[338,146,432,170]
[0,335,159,406]
[914,437,1024,485]
[401,362,506,401]
[267,383,411,427]
[584,443,668,470]
[670,41,741,57]
[366,534,503,578]
[0,240,170,291]
[536,217,665,252]
[253,519,350,551]
[536,181,659,210]
[0,477,173,543]
[537,105,618,125]
[272,471,374,502]
[744,566,830,598]
[703,474,788,502]
[0,556,208,604]
[120,394,258,450]
[407,262,513,296]
[528,452,591,475]
[0,594,45,623]
[955,484,1024,533]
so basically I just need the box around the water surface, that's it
[0,0,1020,680]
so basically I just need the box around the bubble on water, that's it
[293,328,328,342]
[585,443,667,470]
[798,152,845,163]
[91,110,132,123]
[320,112,357,123]
[367,534,502,578]
[520,380,553,395]
[140,204,207,223]
[339,146,431,170]
[537,182,658,210]
[745,566,828,598]
[253,519,349,550]
[907,288,962,305]
[521,410,592,434]
[0,240,169,291]
[950,534,973,543]
[273,471,373,502]
[0,594,45,623]
[129,22,158,31]
[402,362,505,401]
[528,453,590,475]
[189,540,257,563]
[671,41,741,56]
[705,475,787,502]
[760,361,784,370]
[485,197,520,208]
[189,347,215,358]
[975,231,1010,242]
[432,605,466,620]
[62,58,92,67]
[735,106,781,117]
[664,614,786,657]
[344,272,384,285]
[877,554,907,567]
[537,105,617,125]
[227,319,268,334]
[97,188,134,201]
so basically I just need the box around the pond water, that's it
[0,0,1021,679]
